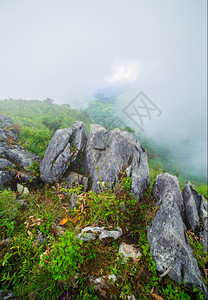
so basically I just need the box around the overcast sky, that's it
[0,0,207,178]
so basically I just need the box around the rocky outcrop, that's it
[2,145,41,169]
[147,173,207,297]
[182,181,208,251]
[0,114,12,128]
[40,122,86,183]
[0,116,41,190]
[83,124,149,198]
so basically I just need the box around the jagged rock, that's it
[0,290,16,299]
[2,145,41,169]
[83,124,149,198]
[77,226,122,242]
[40,122,87,183]
[147,173,207,298]
[151,172,184,216]
[0,158,15,170]
[118,242,141,261]
[182,181,208,251]
[63,171,89,191]
[0,129,7,141]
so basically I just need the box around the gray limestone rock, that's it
[77,226,122,242]
[0,158,15,170]
[83,124,149,198]
[2,145,41,169]
[0,129,7,141]
[182,181,208,251]
[40,122,86,183]
[147,173,207,298]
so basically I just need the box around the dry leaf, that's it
[59,218,68,225]
[80,203,84,212]
[151,293,164,300]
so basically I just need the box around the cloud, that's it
[0,0,206,179]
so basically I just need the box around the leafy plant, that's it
[41,230,84,282]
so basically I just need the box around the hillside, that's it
[0,100,207,300]
[0,99,92,157]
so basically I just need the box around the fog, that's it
[0,0,207,180]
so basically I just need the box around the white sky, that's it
[0,0,207,178]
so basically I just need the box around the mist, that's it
[0,0,207,180]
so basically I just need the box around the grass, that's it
[0,175,207,299]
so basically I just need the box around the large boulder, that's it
[147,173,207,297]
[182,181,208,251]
[40,122,86,183]
[83,124,149,198]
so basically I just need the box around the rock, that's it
[71,121,87,158]
[182,181,207,235]
[18,199,28,208]
[77,226,122,242]
[0,142,9,155]
[83,124,149,198]
[119,242,141,261]
[0,129,7,141]
[89,274,117,299]
[0,290,16,299]
[151,172,184,216]
[63,171,89,191]
[40,122,87,183]
[0,114,12,128]
[0,158,15,170]
[99,228,122,240]
[199,196,208,252]
[0,171,15,189]
[2,145,41,169]
[17,183,29,195]
[147,173,207,298]
[4,130,16,140]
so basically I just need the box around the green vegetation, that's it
[0,98,93,157]
[0,178,207,299]
[0,98,207,299]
